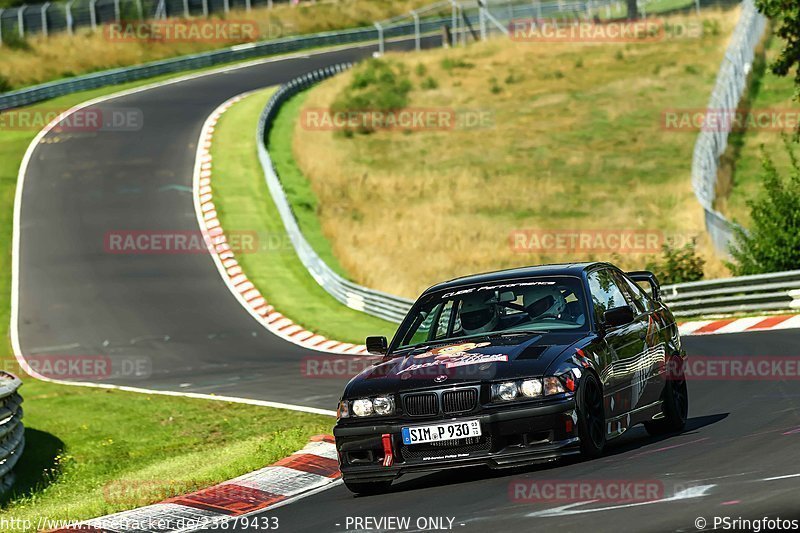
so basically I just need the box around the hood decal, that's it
[397,342,510,375]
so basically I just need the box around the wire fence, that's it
[690,0,767,254]
[0,372,24,497]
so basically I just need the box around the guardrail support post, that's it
[695,0,700,15]
[0,9,4,46]
[374,21,384,55]
[136,0,143,20]
[245,0,251,11]
[113,0,120,22]
[478,1,486,41]
[450,0,458,46]
[65,0,73,34]
[89,0,97,31]
[17,5,26,38]
[223,0,229,14]
[411,10,420,50]
[182,0,189,18]
[41,2,50,36]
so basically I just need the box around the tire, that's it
[645,356,689,436]
[343,479,393,496]
[576,371,606,458]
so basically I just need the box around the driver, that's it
[459,293,500,335]
[521,285,567,320]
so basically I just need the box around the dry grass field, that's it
[292,9,740,299]
[0,0,430,89]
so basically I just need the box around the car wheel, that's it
[343,479,393,496]
[576,371,606,458]
[645,356,689,436]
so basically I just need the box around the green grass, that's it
[720,34,799,226]
[0,71,334,530]
[210,88,397,344]
[267,91,350,278]
[3,385,332,528]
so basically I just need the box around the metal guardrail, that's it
[0,18,453,111]
[256,65,415,323]
[661,270,800,316]
[690,0,767,254]
[0,372,24,496]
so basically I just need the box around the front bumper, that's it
[334,397,579,483]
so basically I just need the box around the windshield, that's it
[394,276,589,349]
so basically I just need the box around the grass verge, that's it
[292,9,741,299]
[0,71,333,529]
[210,88,397,343]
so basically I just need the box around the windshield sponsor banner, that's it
[662,108,800,132]
[299,108,494,132]
[509,18,702,43]
[0,107,143,132]
[510,229,664,254]
[668,356,800,381]
[104,20,258,43]
[509,479,665,503]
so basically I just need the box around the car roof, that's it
[421,262,608,295]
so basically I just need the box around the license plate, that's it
[401,420,481,445]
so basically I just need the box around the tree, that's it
[728,137,800,275]
[755,0,800,98]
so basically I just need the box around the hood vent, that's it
[516,345,550,360]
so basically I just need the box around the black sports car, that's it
[334,262,688,495]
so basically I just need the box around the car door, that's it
[615,270,667,408]
[586,268,648,435]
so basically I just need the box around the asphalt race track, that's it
[17,38,800,532]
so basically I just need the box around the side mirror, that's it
[604,306,635,328]
[366,336,388,355]
[627,270,661,301]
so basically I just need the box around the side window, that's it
[617,271,653,313]
[404,304,441,346]
[587,269,630,323]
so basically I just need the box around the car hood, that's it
[343,332,587,398]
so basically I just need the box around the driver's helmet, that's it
[522,285,567,319]
[459,293,500,335]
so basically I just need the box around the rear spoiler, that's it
[627,271,661,301]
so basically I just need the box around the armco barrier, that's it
[256,64,414,324]
[661,270,800,317]
[0,372,24,496]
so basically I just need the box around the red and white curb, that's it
[50,435,340,532]
[193,93,368,356]
[679,313,800,336]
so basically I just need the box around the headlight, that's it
[544,376,566,395]
[352,398,374,417]
[373,396,394,416]
[348,396,395,417]
[492,375,571,403]
[520,378,543,398]
[492,381,519,402]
